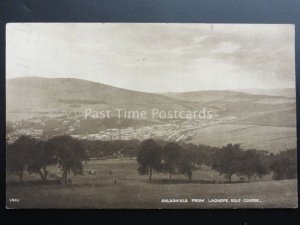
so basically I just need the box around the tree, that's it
[238,149,268,182]
[212,144,242,183]
[199,145,219,169]
[26,140,57,182]
[163,142,183,181]
[270,149,297,180]
[137,139,162,181]
[6,136,35,183]
[48,135,88,184]
[178,150,198,182]
[177,143,203,182]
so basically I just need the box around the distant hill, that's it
[236,88,296,97]
[162,89,296,127]
[162,89,295,102]
[6,77,296,127]
[163,90,264,103]
[6,77,192,115]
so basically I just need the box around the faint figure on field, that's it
[88,170,96,176]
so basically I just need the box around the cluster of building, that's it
[6,114,81,143]
[7,113,219,143]
[68,121,207,142]
[7,129,43,143]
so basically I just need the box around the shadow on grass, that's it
[6,178,249,188]
[148,179,248,185]
[6,179,121,189]
[6,180,62,188]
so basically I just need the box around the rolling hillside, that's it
[6,77,193,115]
[7,77,296,127]
[163,90,296,127]
[237,88,296,97]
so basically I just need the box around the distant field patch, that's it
[189,124,296,153]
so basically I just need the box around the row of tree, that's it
[6,135,297,184]
[7,135,87,184]
[137,140,197,181]
[83,139,140,158]
[137,139,297,182]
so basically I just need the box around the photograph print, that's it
[6,23,297,208]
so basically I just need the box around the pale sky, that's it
[6,23,295,92]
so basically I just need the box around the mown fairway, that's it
[6,159,298,209]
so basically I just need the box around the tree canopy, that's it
[137,139,162,181]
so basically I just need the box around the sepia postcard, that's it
[5,23,297,209]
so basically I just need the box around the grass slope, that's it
[6,159,297,209]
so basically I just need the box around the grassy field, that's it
[189,124,296,153]
[6,158,298,209]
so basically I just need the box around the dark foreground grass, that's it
[6,159,298,209]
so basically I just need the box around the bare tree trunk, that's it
[65,173,68,184]
[149,168,152,182]
[228,174,232,183]
[169,172,172,181]
[19,171,23,183]
[42,167,48,182]
[39,167,48,182]
[188,172,192,182]
[38,170,44,181]
[62,170,68,185]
